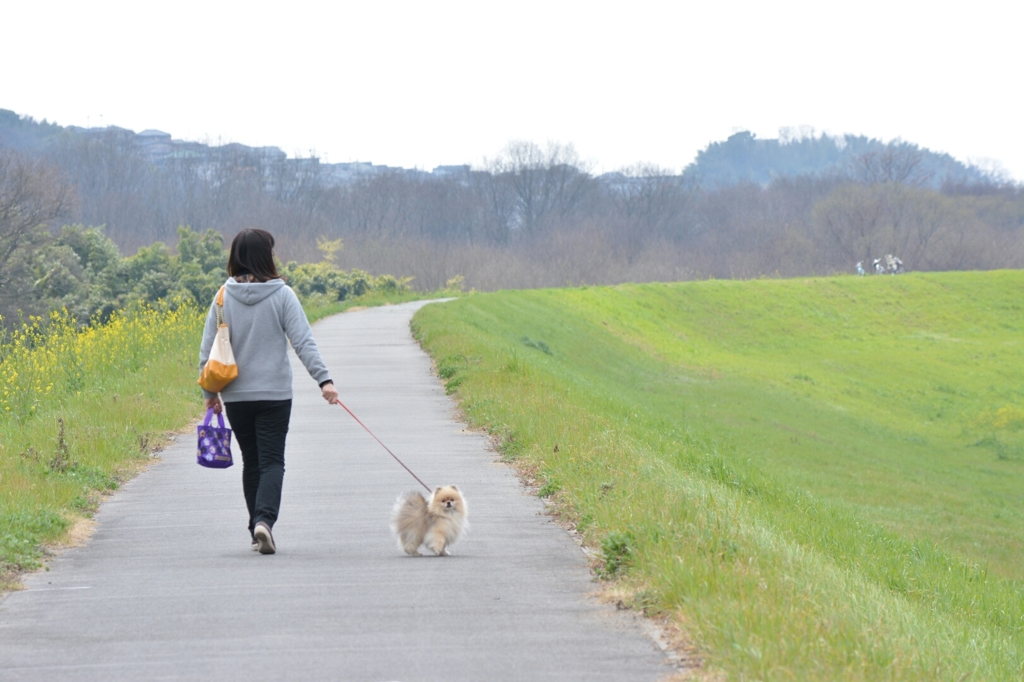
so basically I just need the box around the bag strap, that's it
[214,286,226,327]
[203,407,227,429]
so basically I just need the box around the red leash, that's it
[335,401,431,493]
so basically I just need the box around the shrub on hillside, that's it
[2,222,411,331]
[4,225,227,326]
[280,261,410,302]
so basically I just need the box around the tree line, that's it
[0,150,406,326]
[1,114,1022,300]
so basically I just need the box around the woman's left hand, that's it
[321,382,339,405]
[205,396,223,414]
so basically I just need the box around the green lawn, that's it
[412,271,1024,680]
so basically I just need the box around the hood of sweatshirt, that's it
[223,278,286,306]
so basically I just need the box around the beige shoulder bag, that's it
[198,286,238,392]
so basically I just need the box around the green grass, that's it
[412,271,1024,680]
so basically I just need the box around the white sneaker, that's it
[254,522,276,555]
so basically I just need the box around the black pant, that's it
[224,400,291,536]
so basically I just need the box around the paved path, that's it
[0,301,670,681]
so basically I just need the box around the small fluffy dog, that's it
[390,485,468,556]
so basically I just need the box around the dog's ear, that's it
[434,486,443,494]
[450,485,459,491]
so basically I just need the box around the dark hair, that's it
[227,228,281,281]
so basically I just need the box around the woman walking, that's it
[199,228,339,554]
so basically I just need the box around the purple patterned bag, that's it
[197,408,233,468]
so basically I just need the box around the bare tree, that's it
[813,183,888,265]
[849,143,933,188]
[487,141,595,236]
[345,171,415,237]
[474,169,517,245]
[606,163,693,260]
[47,129,160,248]
[0,149,74,317]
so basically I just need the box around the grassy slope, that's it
[412,271,1024,680]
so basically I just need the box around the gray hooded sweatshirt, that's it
[199,279,331,402]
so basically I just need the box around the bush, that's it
[3,225,228,328]
[281,261,410,302]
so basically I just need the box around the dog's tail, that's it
[390,490,430,555]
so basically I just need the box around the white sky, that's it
[3,0,1021,179]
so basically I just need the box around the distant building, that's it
[255,146,287,162]
[432,164,470,176]
[133,129,172,162]
[61,124,452,187]
[322,161,382,184]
